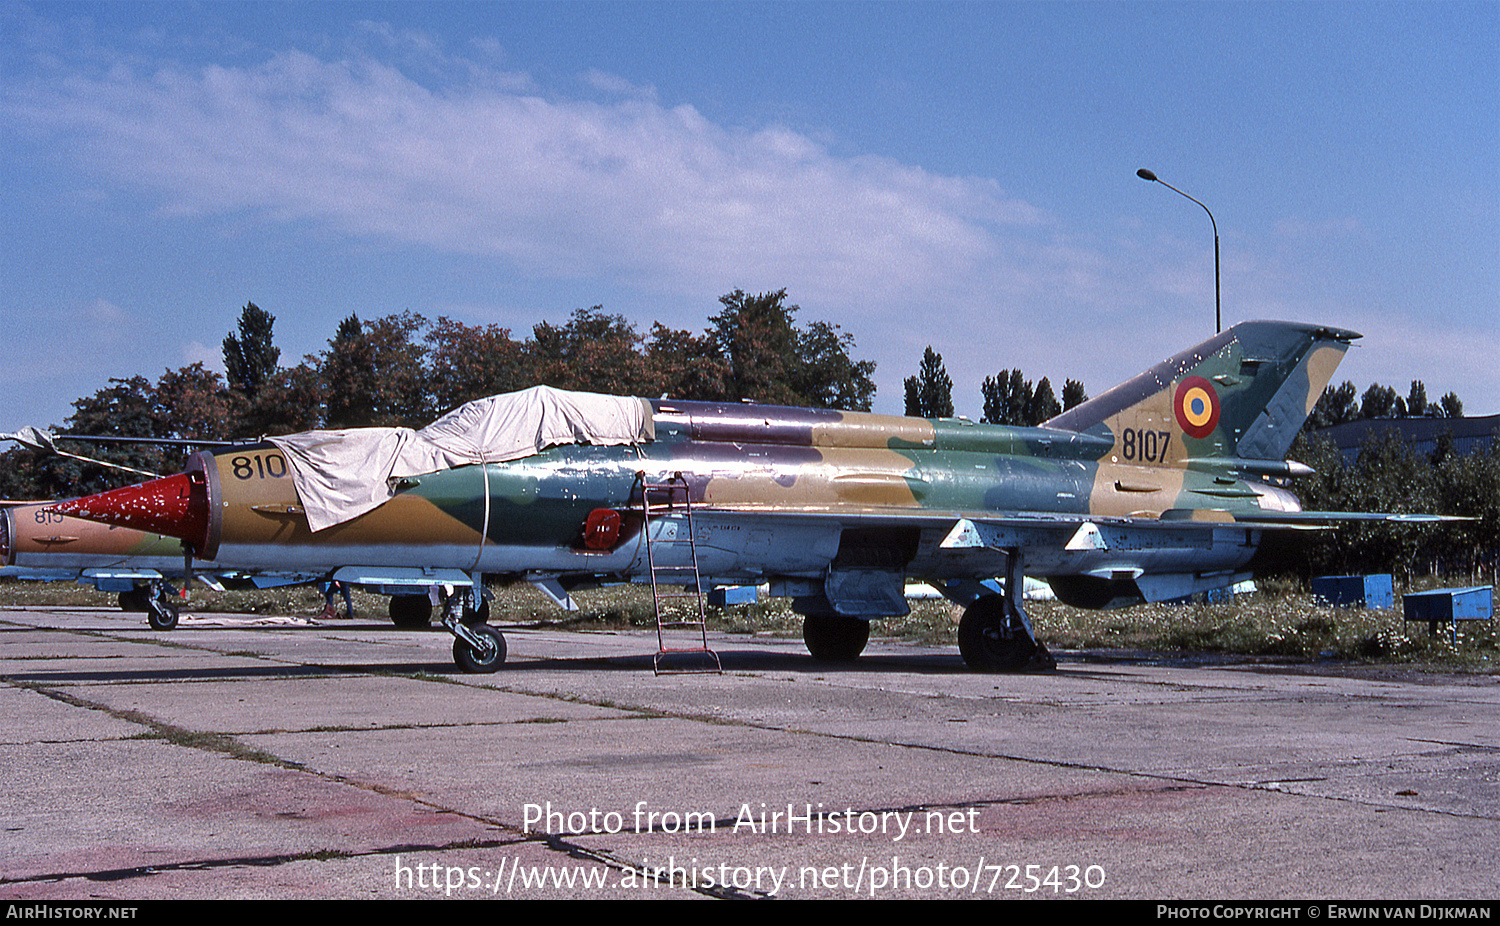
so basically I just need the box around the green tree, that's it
[1290,428,1440,582]
[1309,381,1359,430]
[47,376,170,495]
[222,302,280,400]
[1359,383,1399,420]
[1402,380,1429,418]
[707,289,875,410]
[645,322,732,401]
[426,317,529,413]
[247,362,324,436]
[709,289,801,406]
[1434,443,1500,579]
[1029,377,1061,424]
[527,307,650,396]
[982,369,1034,426]
[1061,379,1088,412]
[904,346,954,418]
[321,312,433,429]
[153,363,238,443]
[792,320,877,411]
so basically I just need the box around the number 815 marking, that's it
[1121,428,1171,463]
[230,453,289,480]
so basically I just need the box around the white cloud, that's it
[181,340,224,372]
[5,36,1344,416]
[581,69,657,101]
[4,47,1063,336]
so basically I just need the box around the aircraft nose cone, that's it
[48,471,209,553]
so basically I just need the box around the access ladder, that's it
[637,471,722,675]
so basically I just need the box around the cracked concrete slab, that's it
[1,606,1495,899]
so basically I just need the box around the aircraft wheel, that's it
[146,597,180,632]
[390,594,433,628]
[453,624,506,673]
[802,613,870,662]
[957,595,1035,672]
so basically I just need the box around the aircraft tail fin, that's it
[1045,321,1359,463]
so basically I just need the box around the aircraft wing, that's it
[1225,510,1468,526]
[686,501,1458,536]
[674,502,1462,610]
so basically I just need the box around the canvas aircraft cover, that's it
[268,386,654,531]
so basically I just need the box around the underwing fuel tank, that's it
[51,320,1432,675]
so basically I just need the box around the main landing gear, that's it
[956,551,1054,673]
[389,594,432,628]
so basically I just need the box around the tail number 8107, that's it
[1121,428,1172,463]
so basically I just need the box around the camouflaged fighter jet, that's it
[0,501,318,628]
[51,319,1415,674]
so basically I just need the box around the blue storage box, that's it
[1402,586,1494,624]
[708,585,758,607]
[1312,574,1394,609]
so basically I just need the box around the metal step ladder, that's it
[637,471,721,675]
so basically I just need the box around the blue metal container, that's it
[1312,574,1394,609]
[708,585,759,607]
[1402,586,1494,624]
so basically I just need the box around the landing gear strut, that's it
[453,624,506,673]
[439,585,506,673]
[956,551,1053,672]
[121,581,180,631]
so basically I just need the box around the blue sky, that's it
[2,0,1496,436]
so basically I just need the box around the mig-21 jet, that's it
[49,320,1443,674]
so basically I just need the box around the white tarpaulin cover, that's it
[267,386,654,531]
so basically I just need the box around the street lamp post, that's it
[1137,168,1221,334]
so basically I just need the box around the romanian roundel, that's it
[1174,376,1220,439]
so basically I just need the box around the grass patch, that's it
[1026,592,1498,672]
[493,583,1499,672]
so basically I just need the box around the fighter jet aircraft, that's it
[49,320,1440,673]
[1,501,318,628]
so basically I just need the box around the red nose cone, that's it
[49,471,210,554]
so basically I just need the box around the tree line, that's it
[902,344,1088,425]
[1,289,875,498]
[1308,379,1464,427]
[1290,382,1498,585]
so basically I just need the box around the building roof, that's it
[1314,413,1499,459]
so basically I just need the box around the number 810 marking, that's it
[1121,428,1171,463]
[230,453,289,480]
